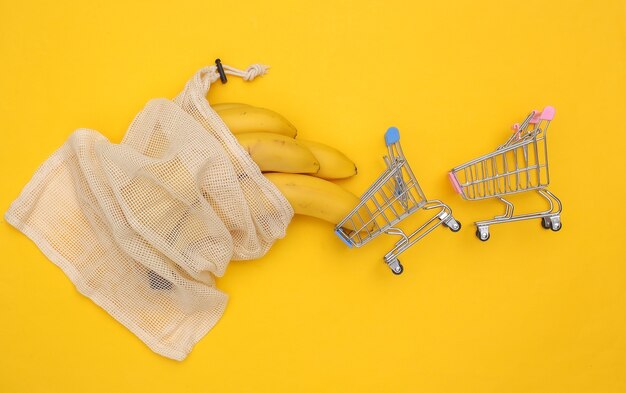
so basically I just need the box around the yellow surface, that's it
[1,0,625,391]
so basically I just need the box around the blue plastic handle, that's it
[334,228,353,248]
[385,127,400,146]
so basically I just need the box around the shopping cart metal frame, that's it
[448,106,563,241]
[335,127,460,275]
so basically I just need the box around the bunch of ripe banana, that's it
[214,102,359,229]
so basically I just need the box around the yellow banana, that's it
[211,102,252,112]
[264,173,359,228]
[297,139,357,179]
[217,106,297,137]
[237,132,319,174]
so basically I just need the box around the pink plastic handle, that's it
[529,106,556,123]
[529,110,541,124]
[539,106,556,120]
[510,122,523,140]
[448,172,464,195]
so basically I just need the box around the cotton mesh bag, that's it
[5,63,293,360]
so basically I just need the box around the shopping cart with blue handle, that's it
[335,127,461,275]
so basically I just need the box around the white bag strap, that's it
[191,62,270,93]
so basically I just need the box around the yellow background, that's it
[1,0,625,392]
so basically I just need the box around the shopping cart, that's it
[448,106,563,241]
[335,127,461,275]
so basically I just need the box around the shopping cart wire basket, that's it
[448,106,563,241]
[335,127,461,275]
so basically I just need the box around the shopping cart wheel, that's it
[550,220,562,232]
[387,259,404,275]
[391,262,404,275]
[541,217,551,229]
[448,220,462,232]
[476,227,490,241]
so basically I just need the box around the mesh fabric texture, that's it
[5,65,294,360]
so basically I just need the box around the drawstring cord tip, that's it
[215,58,228,84]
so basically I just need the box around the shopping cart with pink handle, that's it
[448,106,563,241]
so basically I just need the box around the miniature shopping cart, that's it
[448,106,563,241]
[335,127,461,275]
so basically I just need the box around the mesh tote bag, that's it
[5,63,293,360]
